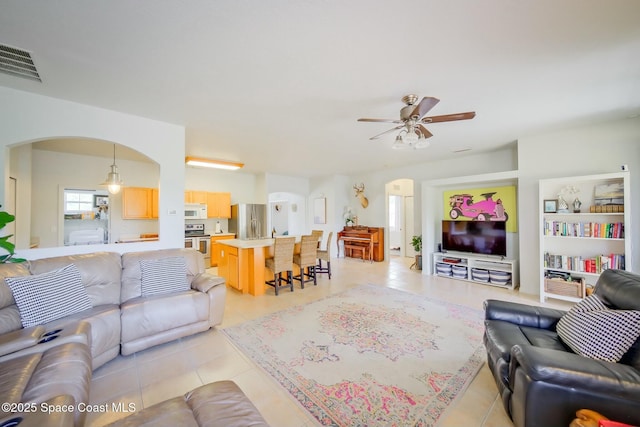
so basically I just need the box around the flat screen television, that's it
[441,220,507,257]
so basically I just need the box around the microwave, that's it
[185,204,207,219]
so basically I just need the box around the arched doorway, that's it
[385,178,415,258]
[9,138,158,249]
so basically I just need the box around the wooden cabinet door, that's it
[210,235,234,267]
[219,245,240,291]
[192,191,208,204]
[228,252,240,291]
[151,188,159,218]
[185,190,207,204]
[122,187,152,219]
[206,192,231,218]
[217,244,228,280]
[216,192,231,218]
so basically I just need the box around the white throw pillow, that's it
[139,257,190,297]
[5,264,92,328]
[556,294,640,362]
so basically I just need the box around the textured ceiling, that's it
[1,0,639,177]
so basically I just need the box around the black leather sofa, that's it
[483,269,640,427]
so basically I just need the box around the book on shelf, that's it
[543,252,625,273]
[543,220,624,239]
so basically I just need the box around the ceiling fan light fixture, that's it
[392,134,408,150]
[414,139,430,149]
[185,156,244,170]
[101,144,123,194]
[401,131,419,144]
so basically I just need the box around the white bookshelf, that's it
[538,172,631,303]
[432,252,519,290]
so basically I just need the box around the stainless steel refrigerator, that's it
[229,204,268,240]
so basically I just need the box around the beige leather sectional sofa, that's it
[0,248,268,426]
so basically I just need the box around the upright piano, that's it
[337,226,384,262]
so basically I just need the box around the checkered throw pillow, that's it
[557,294,640,362]
[5,264,92,328]
[139,257,190,297]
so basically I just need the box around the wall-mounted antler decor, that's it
[353,183,369,208]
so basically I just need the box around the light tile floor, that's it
[86,255,571,427]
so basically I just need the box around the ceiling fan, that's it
[358,95,476,149]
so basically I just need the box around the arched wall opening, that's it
[0,87,186,259]
[9,138,159,250]
[384,178,416,259]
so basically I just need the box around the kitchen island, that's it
[216,238,300,296]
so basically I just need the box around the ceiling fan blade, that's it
[358,118,403,124]
[416,124,433,139]
[410,97,439,119]
[421,111,476,124]
[369,125,404,140]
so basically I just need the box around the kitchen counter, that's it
[116,237,159,243]
[216,237,302,296]
[217,238,274,249]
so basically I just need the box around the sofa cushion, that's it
[140,257,190,297]
[28,252,122,307]
[121,248,204,303]
[0,263,34,335]
[44,304,121,370]
[5,264,92,328]
[120,291,209,344]
[557,294,640,362]
[104,381,269,427]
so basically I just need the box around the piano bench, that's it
[344,244,368,261]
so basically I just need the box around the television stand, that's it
[432,252,519,290]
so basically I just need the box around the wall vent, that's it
[0,44,41,82]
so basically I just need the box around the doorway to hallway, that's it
[385,179,415,259]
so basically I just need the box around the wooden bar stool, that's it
[265,236,295,296]
[292,234,318,289]
[316,231,332,279]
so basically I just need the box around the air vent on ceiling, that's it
[0,44,41,82]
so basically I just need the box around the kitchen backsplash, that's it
[185,218,230,235]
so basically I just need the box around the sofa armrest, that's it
[510,344,640,400]
[484,299,566,330]
[191,272,226,294]
[0,325,46,357]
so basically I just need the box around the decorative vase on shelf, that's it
[573,198,582,213]
[557,195,569,213]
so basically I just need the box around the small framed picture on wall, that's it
[543,199,558,213]
[94,195,109,207]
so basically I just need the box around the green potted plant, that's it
[411,235,422,270]
[0,210,26,263]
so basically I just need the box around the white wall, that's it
[308,174,351,249]
[184,167,258,204]
[0,87,185,259]
[352,147,518,231]
[517,117,640,295]
[8,144,32,250]
[29,149,160,248]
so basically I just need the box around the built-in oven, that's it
[185,224,211,267]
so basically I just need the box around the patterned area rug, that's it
[223,285,485,426]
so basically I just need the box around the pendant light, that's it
[102,144,123,194]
